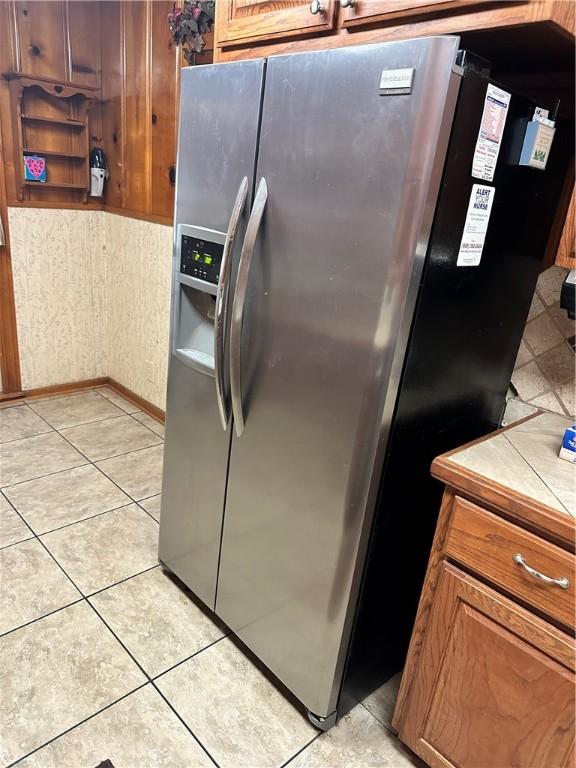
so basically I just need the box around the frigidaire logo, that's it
[379,68,415,95]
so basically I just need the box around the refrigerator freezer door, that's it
[217,38,460,717]
[159,60,265,609]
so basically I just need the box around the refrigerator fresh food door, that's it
[159,59,266,609]
[217,38,461,718]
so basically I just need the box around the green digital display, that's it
[181,235,224,286]
[193,251,212,265]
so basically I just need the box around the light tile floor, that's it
[0,387,419,768]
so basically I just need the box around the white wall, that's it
[8,208,107,390]
[104,213,172,409]
[8,207,173,409]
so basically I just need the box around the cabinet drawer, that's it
[446,497,575,628]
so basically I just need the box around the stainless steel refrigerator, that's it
[159,36,570,727]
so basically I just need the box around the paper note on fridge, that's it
[471,84,511,182]
[457,184,496,267]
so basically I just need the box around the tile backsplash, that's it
[509,266,574,420]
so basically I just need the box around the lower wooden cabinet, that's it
[398,562,575,768]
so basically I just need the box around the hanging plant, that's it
[168,1,215,65]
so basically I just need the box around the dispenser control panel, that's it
[180,235,224,285]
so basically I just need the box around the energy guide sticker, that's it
[471,84,511,182]
[457,185,495,267]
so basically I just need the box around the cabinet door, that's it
[341,1,490,28]
[215,0,337,47]
[399,563,575,768]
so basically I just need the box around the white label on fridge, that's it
[471,84,511,182]
[457,184,496,267]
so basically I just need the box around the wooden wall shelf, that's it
[3,72,97,203]
[21,114,86,128]
[23,148,85,159]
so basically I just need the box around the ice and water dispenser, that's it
[172,223,226,377]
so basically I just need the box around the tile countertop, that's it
[432,412,575,547]
[446,412,575,518]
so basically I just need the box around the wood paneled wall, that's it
[0,0,103,208]
[0,0,210,222]
[101,0,180,223]
[100,2,213,223]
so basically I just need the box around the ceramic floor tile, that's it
[513,340,532,370]
[132,410,165,437]
[0,432,87,487]
[0,601,146,766]
[19,685,214,768]
[524,313,564,357]
[0,404,52,444]
[3,464,131,535]
[536,265,566,307]
[535,342,574,388]
[293,705,418,768]
[156,637,315,768]
[41,503,159,595]
[529,390,565,415]
[361,672,402,729]
[526,292,545,322]
[0,538,81,634]
[511,360,549,401]
[90,567,225,677]
[96,387,141,414]
[28,391,125,429]
[548,303,576,339]
[557,381,575,418]
[96,444,164,500]
[0,399,24,410]
[60,414,161,461]
[140,493,161,521]
[0,495,33,548]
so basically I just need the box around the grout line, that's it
[138,492,161,503]
[151,634,228,682]
[502,430,571,514]
[0,534,35,552]
[0,597,85,640]
[85,562,160,598]
[148,679,221,768]
[281,733,323,767]
[0,409,222,768]
[28,500,137,538]
[5,682,150,768]
[0,428,54,446]
[96,387,141,414]
[94,439,164,466]
[1,459,91,493]
[135,500,161,525]
[84,599,221,768]
[65,437,163,465]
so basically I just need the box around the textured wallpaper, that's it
[8,207,173,409]
[8,208,107,390]
[103,213,173,410]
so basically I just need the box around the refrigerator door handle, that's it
[215,176,249,430]
[230,176,268,437]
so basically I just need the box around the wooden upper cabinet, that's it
[340,0,494,28]
[215,0,338,48]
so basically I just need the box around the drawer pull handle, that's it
[513,553,569,589]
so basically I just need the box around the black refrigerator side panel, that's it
[340,69,573,709]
